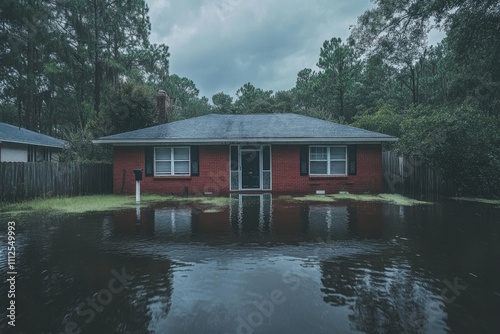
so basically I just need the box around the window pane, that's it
[310,161,327,174]
[263,171,271,190]
[330,161,346,175]
[174,161,190,174]
[330,147,346,160]
[156,147,171,160]
[174,147,189,160]
[231,171,239,190]
[156,161,171,174]
[310,147,327,160]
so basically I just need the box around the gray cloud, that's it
[146,0,374,99]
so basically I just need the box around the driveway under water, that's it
[1,195,500,333]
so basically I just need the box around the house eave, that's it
[92,137,398,146]
[0,139,66,149]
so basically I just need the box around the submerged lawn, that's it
[0,193,432,217]
[0,194,235,215]
[451,197,500,205]
[279,193,431,206]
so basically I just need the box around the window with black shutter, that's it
[191,146,199,176]
[348,145,357,175]
[145,147,154,176]
[300,145,308,176]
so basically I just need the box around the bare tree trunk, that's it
[93,0,101,116]
[26,27,35,130]
[410,67,416,105]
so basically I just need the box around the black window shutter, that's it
[191,146,199,176]
[145,147,154,176]
[263,145,270,170]
[230,146,238,171]
[300,145,309,176]
[348,145,357,175]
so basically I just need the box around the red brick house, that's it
[94,113,397,195]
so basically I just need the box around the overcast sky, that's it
[145,0,442,100]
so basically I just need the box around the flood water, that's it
[1,195,500,334]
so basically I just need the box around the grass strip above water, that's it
[0,194,235,215]
[376,194,431,206]
[451,197,500,205]
[278,193,431,206]
[0,192,431,217]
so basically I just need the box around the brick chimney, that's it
[156,90,171,124]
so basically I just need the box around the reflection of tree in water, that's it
[12,215,174,334]
[321,256,431,334]
[84,257,174,333]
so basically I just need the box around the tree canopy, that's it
[1,0,498,194]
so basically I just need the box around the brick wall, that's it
[113,145,230,196]
[113,144,382,195]
[271,144,382,194]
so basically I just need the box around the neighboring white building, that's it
[0,122,68,162]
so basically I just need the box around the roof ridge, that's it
[95,113,397,143]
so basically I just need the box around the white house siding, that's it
[0,143,28,162]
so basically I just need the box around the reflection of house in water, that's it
[112,204,237,240]
[112,196,384,243]
[308,206,350,239]
[346,203,385,238]
[229,194,273,234]
[154,207,193,236]
[271,201,384,241]
[113,208,156,236]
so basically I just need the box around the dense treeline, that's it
[1,0,499,196]
[0,0,169,160]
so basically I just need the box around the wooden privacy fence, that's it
[0,162,113,202]
[382,151,459,198]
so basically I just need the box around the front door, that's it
[241,150,260,189]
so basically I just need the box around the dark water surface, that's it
[1,195,500,333]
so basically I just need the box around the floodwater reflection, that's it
[1,195,499,333]
[112,194,386,245]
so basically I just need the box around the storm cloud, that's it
[146,0,374,99]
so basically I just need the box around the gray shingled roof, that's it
[0,122,68,149]
[94,113,397,145]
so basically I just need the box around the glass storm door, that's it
[241,150,260,189]
[230,145,271,191]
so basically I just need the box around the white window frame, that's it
[154,146,191,176]
[309,145,347,176]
